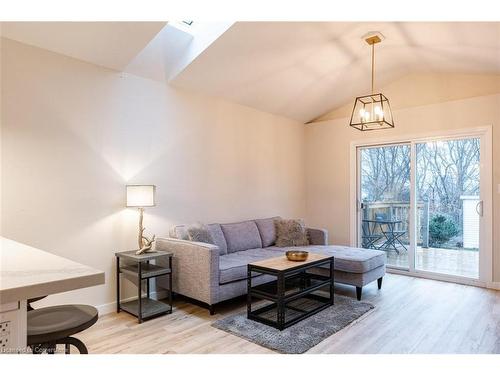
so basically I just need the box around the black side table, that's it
[115,250,173,323]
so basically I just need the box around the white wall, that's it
[0,38,306,309]
[305,94,500,282]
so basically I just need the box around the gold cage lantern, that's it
[349,33,395,131]
[349,93,394,131]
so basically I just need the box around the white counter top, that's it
[0,237,105,304]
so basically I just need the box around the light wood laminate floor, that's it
[76,274,500,354]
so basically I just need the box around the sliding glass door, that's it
[356,134,486,281]
[359,143,411,269]
[415,138,480,279]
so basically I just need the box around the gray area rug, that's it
[212,295,374,354]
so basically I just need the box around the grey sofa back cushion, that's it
[170,225,189,240]
[255,216,281,247]
[187,223,214,244]
[220,221,263,253]
[207,223,228,255]
[170,223,227,255]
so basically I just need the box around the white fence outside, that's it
[461,195,480,249]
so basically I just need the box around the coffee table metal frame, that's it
[247,256,334,330]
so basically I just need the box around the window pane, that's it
[359,144,411,269]
[415,138,480,278]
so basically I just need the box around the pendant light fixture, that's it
[349,32,394,131]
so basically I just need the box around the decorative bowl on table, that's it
[285,250,309,262]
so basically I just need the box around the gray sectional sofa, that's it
[156,217,386,314]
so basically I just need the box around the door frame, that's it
[349,126,493,286]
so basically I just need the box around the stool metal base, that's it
[30,337,88,354]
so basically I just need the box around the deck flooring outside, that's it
[385,247,479,279]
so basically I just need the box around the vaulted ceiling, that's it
[1,22,499,123]
[0,22,166,70]
[170,22,500,122]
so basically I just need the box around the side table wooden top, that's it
[115,250,172,262]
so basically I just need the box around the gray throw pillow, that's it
[275,219,309,247]
[187,223,214,244]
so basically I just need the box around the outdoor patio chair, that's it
[372,213,408,254]
[380,226,408,253]
[361,220,384,249]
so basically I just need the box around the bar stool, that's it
[27,301,98,354]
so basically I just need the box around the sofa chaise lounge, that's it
[156,217,386,314]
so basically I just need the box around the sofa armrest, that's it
[155,237,220,305]
[307,227,328,246]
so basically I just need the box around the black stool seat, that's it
[28,304,98,348]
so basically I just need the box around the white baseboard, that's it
[386,268,486,288]
[486,281,500,290]
[96,290,169,316]
[387,269,500,291]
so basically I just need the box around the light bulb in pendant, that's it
[359,108,366,122]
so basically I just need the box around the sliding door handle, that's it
[475,200,484,217]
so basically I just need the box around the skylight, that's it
[170,20,196,35]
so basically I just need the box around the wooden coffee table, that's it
[247,253,334,330]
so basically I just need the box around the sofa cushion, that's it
[288,245,386,273]
[220,221,263,253]
[219,248,281,284]
[275,219,309,247]
[207,223,228,255]
[170,223,227,255]
[311,264,386,288]
[255,216,281,247]
[169,225,189,240]
[186,223,213,244]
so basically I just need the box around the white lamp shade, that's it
[126,185,156,207]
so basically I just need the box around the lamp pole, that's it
[138,207,145,250]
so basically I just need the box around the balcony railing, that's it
[362,201,430,248]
